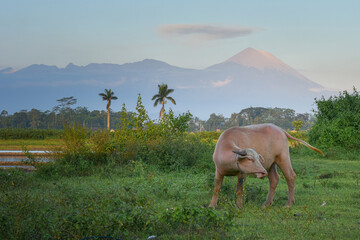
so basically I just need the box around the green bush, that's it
[43,124,115,176]
[42,96,217,175]
[110,129,215,171]
[108,99,215,171]
[43,101,215,175]
[141,134,215,171]
[196,131,221,142]
[309,88,360,151]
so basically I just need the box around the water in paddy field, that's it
[0,150,51,169]
[0,150,47,154]
[0,156,50,162]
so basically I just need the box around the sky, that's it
[1,0,359,91]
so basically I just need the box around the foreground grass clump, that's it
[0,165,233,239]
[1,155,360,239]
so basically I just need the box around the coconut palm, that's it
[99,89,118,130]
[152,83,176,122]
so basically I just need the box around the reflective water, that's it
[0,156,50,162]
[0,150,51,169]
[0,150,49,162]
[0,150,46,153]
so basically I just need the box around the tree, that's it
[188,116,206,132]
[119,103,131,130]
[0,110,8,128]
[28,108,41,129]
[13,110,29,128]
[152,83,176,123]
[162,109,192,134]
[133,94,150,130]
[99,89,118,130]
[55,96,77,108]
[74,107,90,128]
[53,96,77,127]
[205,113,226,131]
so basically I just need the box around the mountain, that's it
[209,47,322,90]
[226,47,301,75]
[0,48,333,119]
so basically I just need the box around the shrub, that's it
[309,88,360,150]
[111,130,215,171]
[44,124,115,176]
[292,120,303,131]
[196,131,221,142]
[40,97,216,175]
[142,134,215,171]
[109,100,214,170]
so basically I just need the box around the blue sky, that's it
[1,0,359,91]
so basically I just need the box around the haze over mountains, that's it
[0,48,333,119]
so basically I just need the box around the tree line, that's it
[190,107,314,132]
[0,82,315,131]
[0,105,313,132]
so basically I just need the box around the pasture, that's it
[1,154,359,239]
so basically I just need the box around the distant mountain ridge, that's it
[0,48,333,119]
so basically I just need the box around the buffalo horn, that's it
[233,150,247,156]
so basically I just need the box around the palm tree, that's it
[152,83,176,122]
[99,89,118,130]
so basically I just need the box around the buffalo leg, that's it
[236,174,246,208]
[262,164,280,206]
[209,170,224,207]
[277,154,296,206]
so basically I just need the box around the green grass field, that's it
[0,139,63,150]
[1,155,359,239]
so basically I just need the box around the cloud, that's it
[309,87,338,93]
[158,24,261,41]
[211,77,232,87]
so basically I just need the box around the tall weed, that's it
[42,124,115,176]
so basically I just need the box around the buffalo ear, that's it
[233,150,247,158]
[259,154,265,163]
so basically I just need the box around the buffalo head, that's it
[233,148,267,178]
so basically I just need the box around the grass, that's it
[1,155,360,239]
[0,139,63,150]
